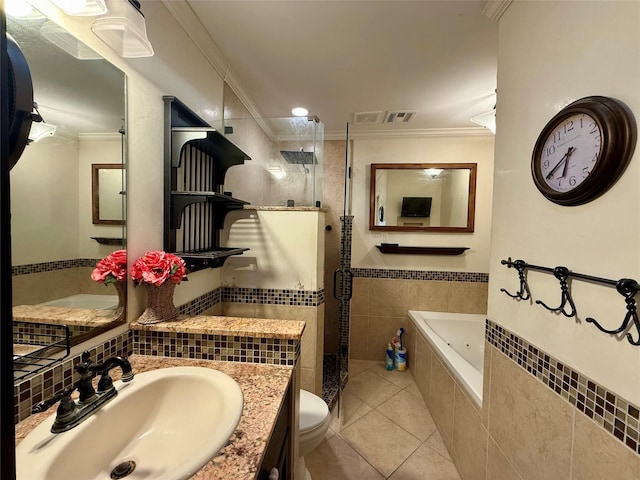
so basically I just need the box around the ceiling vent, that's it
[384,111,417,123]
[354,111,383,124]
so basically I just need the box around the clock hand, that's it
[545,146,575,180]
[561,146,575,178]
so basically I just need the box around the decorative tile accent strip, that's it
[14,321,91,344]
[133,330,299,366]
[13,330,132,424]
[352,267,488,283]
[12,258,99,276]
[222,286,325,306]
[486,320,640,456]
[178,288,222,316]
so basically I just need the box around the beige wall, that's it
[489,1,640,405]
[351,135,494,272]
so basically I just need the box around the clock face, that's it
[538,113,603,193]
[531,96,637,206]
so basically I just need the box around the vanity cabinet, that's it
[163,96,251,272]
[258,378,294,480]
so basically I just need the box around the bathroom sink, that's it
[16,366,244,480]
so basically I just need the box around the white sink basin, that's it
[17,366,244,480]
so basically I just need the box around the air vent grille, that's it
[354,111,383,124]
[384,111,417,123]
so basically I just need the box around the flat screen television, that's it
[401,196,432,217]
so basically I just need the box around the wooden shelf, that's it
[376,245,469,255]
[90,237,124,246]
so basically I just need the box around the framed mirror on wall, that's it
[370,163,477,233]
[92,163,125,225]
[7,6,127,380]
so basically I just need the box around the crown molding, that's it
[482,0,513,20]
[324,127,493,140]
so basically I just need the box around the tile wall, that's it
[409,317,640,480]
[350,269,488,361]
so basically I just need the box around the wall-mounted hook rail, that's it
[500,258,640,346]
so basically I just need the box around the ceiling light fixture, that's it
[50,0,107,16]
[91,0,154,58]
[291,107,309,117]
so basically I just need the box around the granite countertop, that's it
[13,304,119,327]
[131,315,305,340]
[15,355,293,480]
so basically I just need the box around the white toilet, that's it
[296,389,331,480]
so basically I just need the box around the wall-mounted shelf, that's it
[376,244,469,255]
[90,237,124,246]
[163,96,251,272]
[13,321,71,382]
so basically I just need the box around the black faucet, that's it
[32,351,135,433]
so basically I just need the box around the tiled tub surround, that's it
[350,268,488,361]
[16,355,294,480]
[409,315,640,480]
[12,259,108,306]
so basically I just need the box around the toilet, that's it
[296,389,331,480]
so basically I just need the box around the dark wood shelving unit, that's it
[375,245,469,255]
[163,96,251,272]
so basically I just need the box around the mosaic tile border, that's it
[221,286,325,307]
[178,288,222,316]
[352,267,489,283]
[486,320,640,456]
[12,258,99,276]
[14,331,132,424]
[133,330,299,366]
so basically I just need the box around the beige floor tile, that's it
[404,382,421,398]
[349,359,380,377]
[389,443,461,480]
[425,429,453,461]
[305,435,384,480]
[371,363,416,389]
[346,370,399,408]
[376,389,437,441]
[340,410,422,477]
[330,390,372,433]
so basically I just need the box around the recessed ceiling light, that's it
[291,107,309,117]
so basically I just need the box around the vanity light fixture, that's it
[91,0,154,58]
[423,168,443,178]
[292,107,309,117]
[50,0,107,16]
[28,103,57,143]
[40,21,103,59]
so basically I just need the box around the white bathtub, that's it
[40,294,118,310]
[408,310,485,406]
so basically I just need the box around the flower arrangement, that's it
[130,250,187,287]
[91,249,127,285]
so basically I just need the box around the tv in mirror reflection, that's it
[401,197,432,218]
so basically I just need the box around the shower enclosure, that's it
[221,116,324,207]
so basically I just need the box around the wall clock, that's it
[531,96,636,206]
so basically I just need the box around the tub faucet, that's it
[32,351,135,433]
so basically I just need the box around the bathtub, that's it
[408,310,485,406]
[40,294,118,310]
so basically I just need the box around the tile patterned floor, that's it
[306,359,462,480]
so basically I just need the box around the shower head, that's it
[280,150,317,165]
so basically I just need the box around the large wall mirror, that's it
[8,7,127,379]
[370,163,477,232]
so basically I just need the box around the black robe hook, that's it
[585,278,640,345]
[500,258,531,301]
[535,266,577,317]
